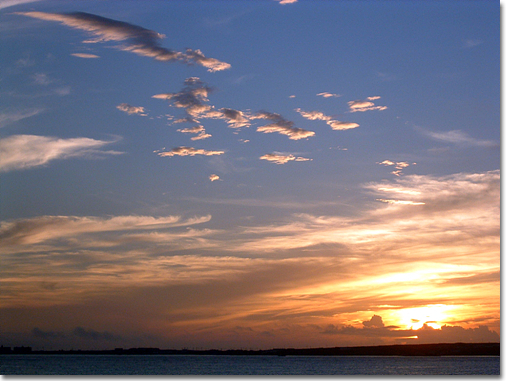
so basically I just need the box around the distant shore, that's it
[0,342,499,356]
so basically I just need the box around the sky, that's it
[0,0,500,350]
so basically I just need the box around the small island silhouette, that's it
[1,342,499,356]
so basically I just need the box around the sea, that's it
[0,354,500,376]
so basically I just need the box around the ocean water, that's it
[0,354,500,375]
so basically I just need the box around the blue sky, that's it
[0,0,500,350]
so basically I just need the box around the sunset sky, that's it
[0,0,500,350]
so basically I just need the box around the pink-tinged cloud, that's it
[157,146,225,157]
[209,174,220,182]
[252,111,315,140]
[317,92,340,98]
[17,12,230,72]
[116,103,146,115]
[260,153,312,164]
[378,160,414,176]
[348,97,387,112]
[295,109,359,131]
[0,134,122,172]
[71,53,99,58]
[275,0,298,4]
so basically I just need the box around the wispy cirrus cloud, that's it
[116,103,146,116]
[420,128,498,148]
[260,152,312,164]
[0,108,45,128]
[251,111,315,140]
[275,0,298,4]
[71,53,99,59]
[16,12,231,72]
[0,134,122,172]
[348,96,387,112]
[295,108,359,131]
[156,146,225,157]
[317,92,340,98]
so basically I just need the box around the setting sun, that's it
[398,305,453,330]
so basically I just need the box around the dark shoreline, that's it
[1,342,499,356]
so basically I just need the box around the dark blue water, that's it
[0,355,500,375]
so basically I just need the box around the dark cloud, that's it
[32,327,65,339]
[363,314,385,328]
[17,12,231,72]
[252,111,315,140]
[73,326,120,341]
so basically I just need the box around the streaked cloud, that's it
[157,146,225,157]
[376,199,425,205]
[295,108,359,131]
[209,174,220,182]
[260,152,312,164]
[116,103,146,116]
[421,129,498,147]
[16,12,231,72]
[275,0,298,4]
[317,92,340,98]
[0,134,122,172]
[0,0,40,10]
[0,108,44,128]
[71,53,99,59]
[252,111,315,140]
[348,96,387,112]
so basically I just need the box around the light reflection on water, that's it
[0,354,500,375]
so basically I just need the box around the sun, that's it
[397,305,452,330]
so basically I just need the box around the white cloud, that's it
[17,12,231,72]
[327,120,359,131]
[157,146,225,157]
[275,0,298,4]
[209,174,220,182]
[0,108,44,128]
[260,152,312,164]
[462,39,483,49]
[0,0,40,10]
[0,135,122,172]
[421,129,498,147]
[116,103,146,116]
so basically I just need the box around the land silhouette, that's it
[1,342,499,356]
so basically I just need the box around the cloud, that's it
[252,111,315,140]
[316,92,340,98]
[209,174,220,182]
[295,108,359,131]
[177,125,212,141]
[216,108,250,129]
[152,77,213,118]
[348,97,387,112]
[0,135,122,172]
[116,103,146,115]
[71,53,99,58]
[0,0,40,10]
[260,152,312,164]
[377,160,414,176]
[16,12,230,72]
[157,146,225,157]
[32,327,65,339]
[376,199,425,205]
[275,0,298,4]
[0,108,45,128]
[420,129,498,148]
[73,327,120,341]
[462,39,483,49]
[363,315,385,328]
[33,73,53,85]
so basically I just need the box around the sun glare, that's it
[397,305,452,330]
